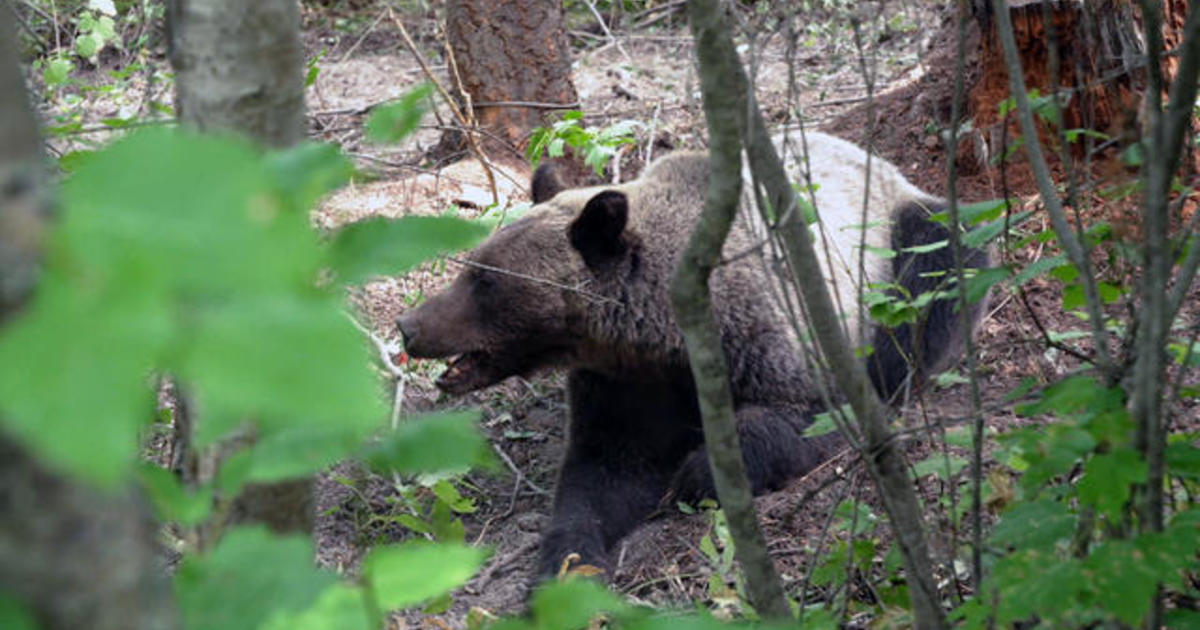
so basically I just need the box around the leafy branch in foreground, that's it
[0,127,497,628]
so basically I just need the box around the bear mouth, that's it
[436,351,504,395]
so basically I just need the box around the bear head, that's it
[396,165,639,395]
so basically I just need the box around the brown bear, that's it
[397,130,989,580]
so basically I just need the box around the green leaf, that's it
[1085,540,1159,625]
[992,552,1086,626]
[990,500,1076,550]
[1011,254,1067,287]
[0,275,172,485]
[0,594,37,630]
[1165,610,1200,630]
[365,83,434,144]
[966,266,1010,304]
[934,370,970,388]
[57,149,97,173]
[61,130,315,295]
[304,51,326,89]
[180,294,383,447]
[363,542,488,611]
[805,404,853,438]
[363,411,493,474]
[259,584,371,630]
[833,499,877,535]
[1167,441,1200,479]
[963,210,1032,248]
[242,424,368,482]
[911,454,967,480]
[175,527,336,630]
[959,198,1010,225]
[328,216,488,283]
[431,479,478,514]
[1078,447,1147,519]
[139,464,213,525]
[863,244,898,259]
[901,239,948,254]
[266,142,353,214]
[95,15,116,40]
[804,412,838,438]
[75,33,100,58]
[529,578,628,630]
[1016,375,1115,417]
[43,56,73,86]
[1097,281,1123,304]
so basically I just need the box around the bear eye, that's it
[473,269,497,293]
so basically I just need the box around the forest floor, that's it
[299,5,1089,627]
[41,1,1198,628]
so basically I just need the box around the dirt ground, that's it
[288,3,1195,627]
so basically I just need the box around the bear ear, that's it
[531,163,566,204]
[569,190,629,269]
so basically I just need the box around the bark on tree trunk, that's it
[165,0,314,536]
[971,0,1146,158]
[0,15,179,630]
[436,0,579,161]
[167,0,305,147]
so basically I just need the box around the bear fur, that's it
[397,130,989,580]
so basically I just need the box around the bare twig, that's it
[343,313,406,429]
[5,0,47,52]
[447,256,622,306]
[581,0,632,63]
[386,3,498,206]
[47,118,176,136]
[809,94,870,108]
[338,9,387,63]
[490,442,548,496]
[471,99,581,110]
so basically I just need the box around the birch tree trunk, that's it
[165,0,314,536]
[167,0,305,147]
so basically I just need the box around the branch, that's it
[1160,3,1200,319]
[740,36,951,630]
[990,0,1116,379]
[671,0,789,618]
[385,3,498,206]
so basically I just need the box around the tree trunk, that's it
[0,14,179,630]
[970,0,1145,158]
[166,0,305,147]
[165,0,314,536]
[436,0,579,161]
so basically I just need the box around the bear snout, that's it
[396,312,422,354]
